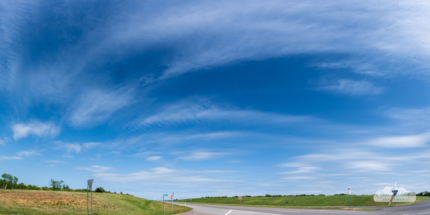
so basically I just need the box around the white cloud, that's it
[132,152,159,158]
[317,79,384,95]
[16,150,39,156]
[54,141,101,153]
[346,161,392,172]
[12,121,60,140]
[146,156,162,161]
[179,151,225,161]
[77,165,114,172]
[68,88,134,127]
[282,176,316,180]
[139,99,313,128]
[280,166,319,175]
[45,160,65,163]
[0,156,21,160]
[80,166,231,184]
[368,133,430,148]
[0,140,5,145]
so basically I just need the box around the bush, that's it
[95,187,106,193]
[417,191,430,196]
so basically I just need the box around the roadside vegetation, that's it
[0,173,191,214]
[0,189,190,214]
[178,194,430,207]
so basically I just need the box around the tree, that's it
[1,173,14,190]
[95,187,105,193]
[50,179,64,191]
[13,176,18,188]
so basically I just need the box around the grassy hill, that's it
[0,189,191,214]
[178,195,430,207]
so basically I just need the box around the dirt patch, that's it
[0,190,118,212]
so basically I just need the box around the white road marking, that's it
[225,209,232,215]
[229,209,282,215]
[403,212,430,215]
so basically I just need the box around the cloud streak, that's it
[54,141,100,153]
[317,79,384,95]
[12,121,60,140]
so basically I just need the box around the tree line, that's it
[1,173,116,194]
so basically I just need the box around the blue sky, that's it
[1,0,430,199]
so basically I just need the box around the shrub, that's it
[95,187,106,193]
[417,191,430,196]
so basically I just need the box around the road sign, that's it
[163,194,168,196]
[238,196,242,200]
[170,195,173,199]
[87,179,94,190]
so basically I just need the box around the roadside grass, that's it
[177,195,430,208]
[0,189,191,214]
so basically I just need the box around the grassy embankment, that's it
[178,195,430,208]
[0,189,191,214]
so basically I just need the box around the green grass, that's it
[177,195,430,208]
[0,189,191,214]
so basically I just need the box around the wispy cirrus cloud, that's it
[54,141,100,153]
[146,156,162,161]
[80,166,233,184]
[68,88,134,127]
[0,156,21,160]
[367,132,430,148]
[12,121,60,140]
[16,150,40,156]
[178,151,226,161]
[317,79,384,95]
[139,99,313,129]
[77,165,114,172]
[45,160,65,163]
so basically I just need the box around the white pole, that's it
[348,187,351,209]
[87,184,89,215]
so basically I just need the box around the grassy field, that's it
[0,189,191,214]
[178,195,430,207]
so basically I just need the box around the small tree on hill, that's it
[95,187,105,193]
[50,179,64,191]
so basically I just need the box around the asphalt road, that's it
[174,200,430,215]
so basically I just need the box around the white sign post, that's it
[171,192,174,213]
[87,179,94,215]
[348,187,351,209]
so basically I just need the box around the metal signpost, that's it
[87,179,94,215]
[171,192,174,213]
[163,194,168,214]
[348,187,351,209]
[238,196,242,205]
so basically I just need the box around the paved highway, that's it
[175,199,430,215]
